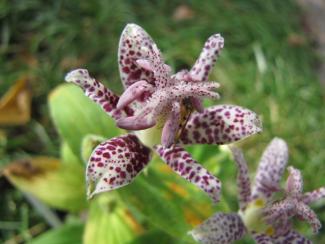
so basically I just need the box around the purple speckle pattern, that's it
[273,230,312,244]
[190,213,246,244]
[118,24,155,88]
[180,105,262,145]
[302,187,325,205]
[189,33,224,82]
[86,134,151,198]
[67,24,261,149]
[65,24,262,206]
[118,23,170,89]
[251,232,273,244]
[192,138,323,243]
[116,23,222,146]
[264,166,322,235]
[116,80,154,110]
[286,166,303,196]
[65,69,133,120]
[155,145,221,203]
[187,33,224,110]
[252,138,288,199]
[231,147,252,210]
[116,79,219,133]
[161,101,181,147]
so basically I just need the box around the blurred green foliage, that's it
[1,0,324,243]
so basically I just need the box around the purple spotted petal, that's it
[189,34,224,82]
[116,113,156,130]
[136,59,154,71]
[252,138,288,200]
[286,166,303,197]
[273,230,312,244]
[118,23,156,88]
[172,70,205,113]
[161,101,181,147]
[189,213,246,244]
[190,97,204,113]
[86,134,151,198]
[264,199,293,236]
[179,105,262,145]
[118,23,170,89]
[230,147,252,210]
[303,187,325,205]
[116,80,154,110]
[296,201,321,234]
[140,41,170,88]
[155,145,221,203]
[251,232,273,244]
[264,198,321,234]
[65,69,133,120]
[117,81,219,131]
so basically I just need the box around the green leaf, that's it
[60,141,83,166]
[84,194,140,244]
[118,157,215,241]
[31,223,84,244]
[3,157,87,212]
[127,230,179,244]
[49,84,122,157]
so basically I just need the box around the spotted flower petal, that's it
[87,134,151,199]
[296,202,322,234]
[161,101,181,147]
[118,23,170,89]
[155,145,221,203]
[303,187,325,205]
[116,80,154,110]
[189,213,246,244]
[117,81,219,131]
[286,166,303,197]
[189,33,224,82]
[263,199,295,235]
[180,105,262,145]
[264,197,321,234]
[65,69,133,120]
[187,33,224,113]
[252,138,288,199]
[118,23,156,88]
[251,232,273,244]
[273,230,312,244]
[231,147,252,210]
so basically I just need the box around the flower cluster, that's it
[65,24,262,200]
[190,138,325,243]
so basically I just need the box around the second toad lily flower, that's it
[65,23,262,201]
[190,138,325,244]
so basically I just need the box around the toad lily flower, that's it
[190,138,325,244]
[65,23,262,201]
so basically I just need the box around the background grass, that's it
[1,0,324,243]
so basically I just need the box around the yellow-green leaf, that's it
[3,157,87,212]
[49,84,122,157]
[84,193,142,244]
[31,223,84,244]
